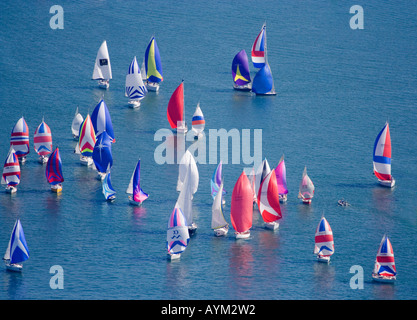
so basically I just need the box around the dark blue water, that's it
[1,1,417,300]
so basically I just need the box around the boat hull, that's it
[5,262,23,272]
[302,198,312,204]
[317,255,331,263]
[38,156,49,164]
[129,197,143,206]
[188,223,197,236]
[378,178,395,188]
[235,230,250,239]
[128,100,141,108]
[264,221,279,231]
[80,156,93,166]
[168,253,181,260]
[279,194,287,203]
[233,83,252,92]
[98,80,109,89]
[51,184,62,193]
[372,273,396,283]
[146,81,159,92]
[5,186,17,194]
[214,226,229,237]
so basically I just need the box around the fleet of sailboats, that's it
[92,40,112,89]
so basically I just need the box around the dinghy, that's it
[91,99,115,142]
[92,131,113,180]
[373,122,395,188]
[176,149,199,196]
[34,118,53,164]
[144,36,163,92]
[232,49,252,91]
[191,102,205,139]
[126,160,149,206]
[275,155,288,202]
[298,166,314,204]
[125,56,148,108]
[10,117,29,163]
[314,216,334,263]
[3,219,30,272]
[167,81,187,134]
[92,40,112,89]
[230,171,253,239]
[251,22,276,95]
[176,161,197,235]
[46,147,64,193]
[212,182,229,236]
[167,206,190,260]
[210,161,226,205]
[257,169,282,230]
[71,107,84,140]
[1,148,20,194]
[372,235,396,283]
[78,114,96,166]
[102,168,116,201]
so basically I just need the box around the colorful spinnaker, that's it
[91,99,115,142]
[10,117,29,161]
[373,122,395,187]
[167,81,187,133]
[46,147,64,193]
[78,114,96,165]
[92,40,112,88]
[34,118,53,163]
[255,158,271,199]
[230,171,253,239]
[275,155,288,202]
[232,49,252,91]
[102,169,116,201]
[257,169,282,230]
[298,166,314,204]
[92,131,113,179]
[1,148,20,193]
[251,23,266,68]
[167,206,190,260]
[191,102,205,138]
[144,36,163,91]
[127,160,149,206]
[210,161,226,201]
[125,56,148,107]
[314,216,334,262]
[372,235,396,282]
[3,219,30,272]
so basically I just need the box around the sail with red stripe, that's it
[314,217,334,257]
[191,102,205,136]
[167,81,184,129]
[10,117,29,159]
[373,122,394,184]
[373,235,396,277]
[251,23,266,68]
[230,171,253,233]
[34,119,53,157]
[78,114,96,157]
[1,148,20,187]
[46,147,64,185]
[257,169,282,223]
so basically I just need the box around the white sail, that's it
[191,103,205,136]
[125,56,147,102]
[175,163,193,227]
[211,183,227,229]
[176,149,199,194]
[71,107,84,137]
[299,166,315,200]
[92,40,112,80]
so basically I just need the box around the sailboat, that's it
[91,99,115,142]
[251,22,276,95]
[167,81,187,134]
[125,56,148,108]
[298,166,315,204]
[126,160,149,206]
[230,171,253,239]
[10,117,30,163]
[275,155,288,202]
[3,219,30,272]
[78,114,96,166]
[34,118,53,164]
[248,167,257,203]
[257,169,282,230]
[191,102,205,139]
[373,122,395,188]
[102,167,116,201]
[176,149,199,196]
[372,235,397,283]
[231,49,252,91]
[1,148,20,194]
[144,36,163,92]
[176,161,197,235]
[314,216,334,263]
[92,131,113,180]
[210,161,226,205]
[167,206,190,260]
[212,183,229,236]
[46,147,64,193]
[71,107,84,140]
[254,158,271,201]
[92,40,112,89]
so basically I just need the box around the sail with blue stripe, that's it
[144,36,163,83]
[91,99,115,143]
[4,219,30,265]
[46,147,64,185]
[10,117,30,159]
[102,169,116,201]
[167,206,190,256]
[125,56,147,102]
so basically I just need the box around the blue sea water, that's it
[0,0,417,300]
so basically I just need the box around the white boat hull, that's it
[5,186,17,194]
[188,223,197,236]
[38,156,49,164]
[80,156,93,166]
[18,157,26,164]
[235,230,250,239]
[264,221,279,231]
[317,255,331,263]
[146,81,159,92]
[97,172,106,181]
[5,262,23,272]
[302,198,312,204]
[233,83,252,92]
[378,178,395,188]
[279,194,287,203]
[128,100,141,108]
[168,253,181,260]
[51,184,62,193]
[372,273,396,283]
[214,226,229,237]
[98,80,109,89]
